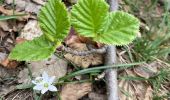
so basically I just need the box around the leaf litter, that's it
[0,0,170,99]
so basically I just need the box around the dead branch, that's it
[105,0,119,100]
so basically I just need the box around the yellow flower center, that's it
[44,83,49,88]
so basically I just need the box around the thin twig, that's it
[105,0,119,100]
[62,45,108,56]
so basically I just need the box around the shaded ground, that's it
[0,0,170,100]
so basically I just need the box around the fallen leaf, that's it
[15,37,27,44]
[0,29,6,41]
[64,43,103,68]
[1,58,18,69]
[19,20,42,40]
[88,92,107,100]
[60,83,92,100]
[65,35,82,45]
[134,62,158,79]
[0,6,33,21]
[5,0,41,14]
[4,90,33,100]
[18,55,68,83]
[0,65,19,79]
[119,70,152,100]
[0,52,7,63]
[0,53,18,68]
[144,86,153,100]
[0,85,15,97]
[32,0,46,5]
[0,21,10,32]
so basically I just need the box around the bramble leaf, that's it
[71,0,140,45]
[38,0,70,44]
[95,11,140,45]
[71,0,109,37]
[9,36,56,61]
[9,0,70,61]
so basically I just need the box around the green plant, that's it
[133,35,170,61]
[9,0,140,61]
[0,14,25,21]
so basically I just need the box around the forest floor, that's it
[0,0,170,100]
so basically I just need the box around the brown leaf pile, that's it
[117,50,169,100]
[119,70,153,100]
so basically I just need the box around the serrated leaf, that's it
[95,11,140,45]
[71,0,140,45]
[9,36,56,61]
[38,0,70,44]
[71,0,109,37]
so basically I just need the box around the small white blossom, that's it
[32,72,57,94]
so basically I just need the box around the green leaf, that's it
[71,0,109,37]
[38,0,70,44]
[9,36,56,61]
[71,0,140,45]
[95,11,140,45]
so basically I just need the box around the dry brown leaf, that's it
[65,30,97,46]
[32,0,46,5]
[144,86,153,100]
[60,83,92,100]
[64,43,103,68]
[19,20,42,40]
[0,53,18,69]
[5,0,41,14]
[0,6,33,21]
[1,58,18,69]
[88,92,107,100]
[0,65,19,79]
[0,21,11,32]
[0,85,15,97]
[134,62,158,79]
[0,52,7,63]
[18,55,67,83]
[65,35,82,45]
[119,70,152,100]
[15,37,27,44]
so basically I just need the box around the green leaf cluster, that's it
[9,0,140,61]
[71,0,140,45]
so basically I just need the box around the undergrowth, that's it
[121,0,170,99]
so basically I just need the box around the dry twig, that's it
[62,45,108,56]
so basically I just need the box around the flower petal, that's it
[48,85,57,92]
[41,88,48,94]
[32,77,44,85]
[42,71,49,82]
[32,80,37,84]
[49,76,55,84]
[33,85,43,91]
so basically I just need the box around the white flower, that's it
[32,72,57,94]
